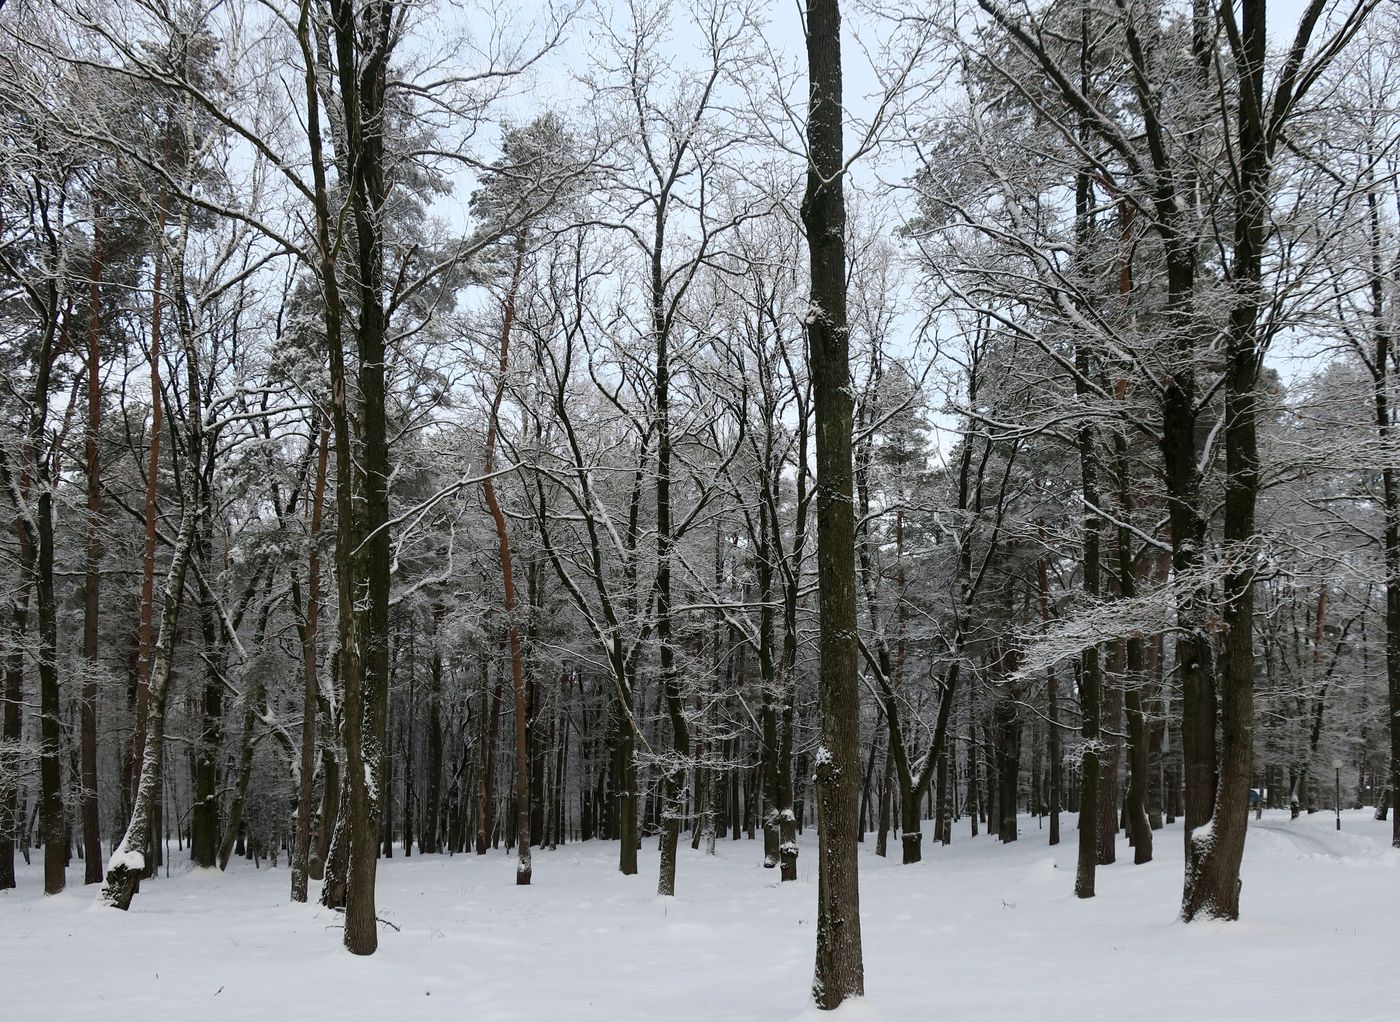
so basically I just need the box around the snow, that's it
[104,847,144,875]
[3,810,1397,1021]
[1189,816,1216,852]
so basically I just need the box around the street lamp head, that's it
[1332,758,1343,770]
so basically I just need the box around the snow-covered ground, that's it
[3,810,1396,1021]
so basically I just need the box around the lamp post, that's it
[1332,758,1343,831]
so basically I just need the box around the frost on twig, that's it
[1010,565,1225,680]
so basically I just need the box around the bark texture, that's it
[804,0,864,1005]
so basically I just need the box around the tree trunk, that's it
[477,658,501,854]
[421,603,444,854]
[1070,96,1102,896]
[131,206,167,880]
[37,459,65,896]
[616,692,639,875]
[80,228,104,884]
[312,689,341,882]
[1073,334,1101,897]
[319,765,350,908]
[292,422,329,900]
[1108,388,1153,864]
[650,181,690,898]
[218,690,259,870]
[1183,0,1271,919]
[0,595,27,890]
[1096,675,1121,866]
[192,562,225,869]
[102,442,200,908]
[994,697,1020,843]
[481,251,531,883]
[1364,161,1400,848]
[876,747,893,856]
[804,0,864,1004]
[1124,682,1152,863]
[308,0,397,955]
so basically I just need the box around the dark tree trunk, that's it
[421,603,444,854]
[1183,0,1272,920]
[478,659,503,854]
[37,459,65,896]
[876,747,893,856]
[936,748,952,845]
[1362,146,1400,848]
[0,596,26,890]
[1073,314,1101,898]
[994,697,1020,843]
[482,243,531,886]
[803,0,864,1004]
[14,304,70,891]
[1147,630,1166,831]
[314,0,397,955]
[1106,386,1153,865]
[967,705,980,838]
[1047,719,1061,846]
[1069,64,1102,894]
[1096,676,1121,866]
[192,565,225,870]
[654,224,687,898]
[292,423,329,900]
[80,230,104,884]
[617,695,638,874]
[982,714,997,844]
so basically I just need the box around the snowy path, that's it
[3,810,1396,1022]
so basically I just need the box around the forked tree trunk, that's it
[301,0,395,955]
[1183,0,1270,920]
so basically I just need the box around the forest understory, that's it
[5,810,1394,1022]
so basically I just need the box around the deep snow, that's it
[2,810,1396,1021]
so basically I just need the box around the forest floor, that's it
[3,808,1396,1021]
